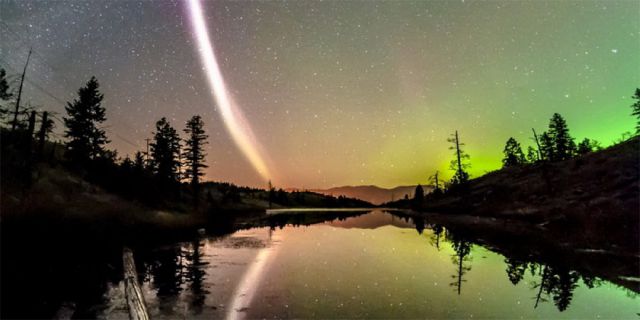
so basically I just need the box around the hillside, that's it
[390,137,640,256]
[1,163,371,245]
[310,185,432,205]
[420,137,638,219]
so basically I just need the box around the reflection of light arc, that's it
[226,246,275,320]
[187,0,272,182]
[225,229,280,320]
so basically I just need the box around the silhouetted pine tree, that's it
[150,117,181,183]
[0,68,11,100]
[36,111,54,158]
[526,146,538,163]
[448,130,470,186]
[631,88,640,134]
[121,156,134,172]
[547,113,575,161]
[0,68,12,123]
[183,115,208,188]
[63,77,109,165]
[502,137,526,167]
[133,151,145,173]
[413,184,424,203]
[133,151,144,173]
[429,171,442,195]
[576,138,598,155]
[539,131,555,161]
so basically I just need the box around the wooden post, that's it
[123,248,149,320]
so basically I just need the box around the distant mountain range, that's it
[306,185,433,205]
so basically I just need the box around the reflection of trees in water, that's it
[429,224,445,251]
[537,265,580,312]
[448,234,472,295]
[143,246,185,315]
[137,240,209,316]
[413,217,425,234]
[505,258,529,285]
[185,240,208,314]
[416,223,471,294]
[414,218,616,312]
[505,258,587,312]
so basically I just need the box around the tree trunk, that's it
[12,49,31,131]
[37,111,48,159]
[455,131,462,174]
[532,128,544,161]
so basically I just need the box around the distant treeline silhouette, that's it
[0,71,370,211]
[406,91,640,203]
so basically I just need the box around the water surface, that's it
[127,210,639,319]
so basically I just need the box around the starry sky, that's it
[1,0,638,189]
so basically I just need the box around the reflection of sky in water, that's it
[135,210,638,319]
[139,229,279,319]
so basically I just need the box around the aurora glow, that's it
[2,1,638,188]
[187,0,273,182]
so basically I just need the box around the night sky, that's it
[1,1,638,189]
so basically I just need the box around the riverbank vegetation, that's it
[0,70,371,239]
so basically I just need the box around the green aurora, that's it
[1,0,638,188]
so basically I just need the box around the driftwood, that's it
[123,247,149,320]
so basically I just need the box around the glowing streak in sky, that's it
[187,0,272,182]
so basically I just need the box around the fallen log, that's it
[123,247,149,320]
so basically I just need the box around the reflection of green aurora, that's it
[132,210,637,319]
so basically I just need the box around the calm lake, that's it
[2,209,638,318]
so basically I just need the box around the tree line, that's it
[0,70,209,206]
[1,69,371,210]
[63,76,209,189]
[502,112,601,168]
[413,88,640,201]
